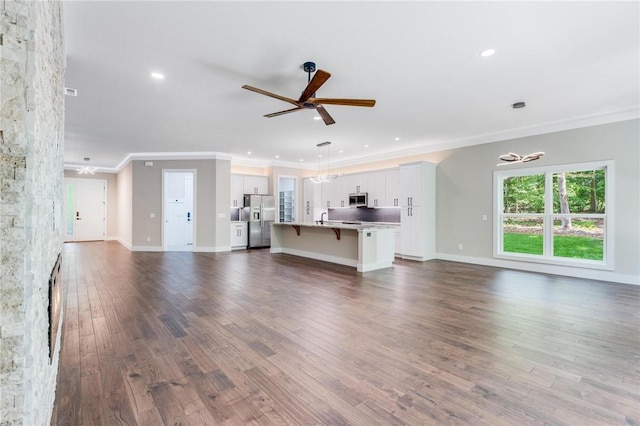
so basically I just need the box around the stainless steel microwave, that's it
[348,193,368,207]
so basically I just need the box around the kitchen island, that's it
[270,222,396,272]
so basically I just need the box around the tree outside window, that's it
[495,162,611,268]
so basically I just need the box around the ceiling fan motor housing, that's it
[303,61,316,73]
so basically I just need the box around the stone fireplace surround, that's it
[0,1,65,424]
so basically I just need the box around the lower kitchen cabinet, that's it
[230,222,248,249]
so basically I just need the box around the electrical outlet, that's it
[458,243,463,250]
[482,214,487,221]
[146,237,151,242]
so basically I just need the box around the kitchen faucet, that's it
[320,212,327,225]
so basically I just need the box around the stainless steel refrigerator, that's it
[242,194,275,248]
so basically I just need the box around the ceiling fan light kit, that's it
[242,61,376,125]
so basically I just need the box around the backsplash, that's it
[328,207,400,223]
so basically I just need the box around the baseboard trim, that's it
[358,260,394,272]
[131,245,163,252]
[194,246,231,253]
[115,239,132,250]
[436,253,639,286]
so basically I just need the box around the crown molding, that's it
[328,108,640,169]
[65,109,638,174]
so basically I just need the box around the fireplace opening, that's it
[48,253,62,362]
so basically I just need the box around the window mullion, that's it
[544,172,554,258]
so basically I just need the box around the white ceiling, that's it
[62,1,639,171]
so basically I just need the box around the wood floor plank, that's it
[52,242,640,425]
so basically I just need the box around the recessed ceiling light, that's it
[247,151,252,155]
[151,72,165,79]
[275,155,280,159]
[480,49,495,57]
[394,137,400,141]
[300,159,304,162]
[313,116,322,120]
[339,150,344,154]
[364,144,369,148]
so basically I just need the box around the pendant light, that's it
[310,141,339,184]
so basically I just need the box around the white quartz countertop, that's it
[272,221,398,230]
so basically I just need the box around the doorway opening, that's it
[163,170,195,251]
[63,178,106,242]
[278,176,297,223]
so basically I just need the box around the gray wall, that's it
[0,1,65,424]
[131,158,230,250]
[434,119,639,283]
[117,162,133,247]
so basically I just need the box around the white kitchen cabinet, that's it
[348,173,368,194]
[243,175,268,195]
[230,222,248,249]
[303,178,321,223]
[230,174,244,207]
[334,177,349,208]
[399,162,435,261]
[385,169,400,207]
[400,164,422,207]
[231,174,269,207]
[394,228,402,256]
[321,177,348,208]
[367,171,386,207]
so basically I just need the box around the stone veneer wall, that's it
[0,0,65,424]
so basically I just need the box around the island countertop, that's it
[270,222,395,272]
[272,221,398,230]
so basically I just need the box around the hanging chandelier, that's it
[310,141,339,184]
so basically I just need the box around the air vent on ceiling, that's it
[64,87,78,97]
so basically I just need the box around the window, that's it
[494,161,613,270]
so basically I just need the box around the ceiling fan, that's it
[242,61,376,125]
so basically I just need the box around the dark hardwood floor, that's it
[51,241,639,425]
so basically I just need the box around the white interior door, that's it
[163,171,195,251]
[64,178,106,242]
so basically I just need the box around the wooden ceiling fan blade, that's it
[242,85,300,106]
[309,98,376,107]
[264,107,305,118]
[315,105,335,125]
[298,69,331,103]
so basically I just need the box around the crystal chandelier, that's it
[310,141,339,184]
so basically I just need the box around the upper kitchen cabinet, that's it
[385,169,400,207]
[322,177,348,208]
[367,171,386,207]
[231,174,269,207]
[348,173,368,194]
[231,174,244,207]
[243,175,268,195]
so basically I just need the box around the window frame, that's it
[493,160,614,270]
